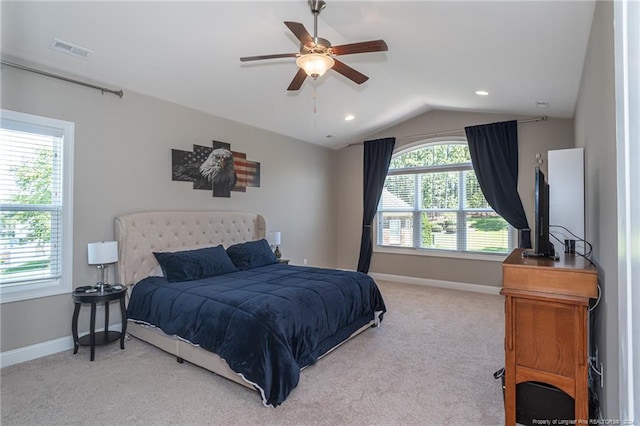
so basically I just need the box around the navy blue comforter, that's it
[127,263,386,406]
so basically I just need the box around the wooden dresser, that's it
[501,248,598,425]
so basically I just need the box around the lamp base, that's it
[274,246,282,259]
[94,264,111,292]
[94,282,111,291]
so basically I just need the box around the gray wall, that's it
[573,0,619,419]
[335,109,574,287]
[0,64,337,352]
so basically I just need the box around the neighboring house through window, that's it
[0,109,74,303]
[376,139,514,258]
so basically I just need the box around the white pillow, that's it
[148,264,164,277]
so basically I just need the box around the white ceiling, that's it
[1,1,595,149]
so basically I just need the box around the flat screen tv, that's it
[524,166,556,259]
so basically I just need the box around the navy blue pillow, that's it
[226,239,277,270]
[153,245,238,283]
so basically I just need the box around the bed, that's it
[114,210,386,407]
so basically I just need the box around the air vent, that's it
[51,39,92,59]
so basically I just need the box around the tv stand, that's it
[501,248,597,425]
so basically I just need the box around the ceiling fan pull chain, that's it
[312,86,317,114]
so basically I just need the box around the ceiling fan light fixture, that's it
[296,53,335,79]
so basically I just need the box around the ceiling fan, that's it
[240,0,388,91]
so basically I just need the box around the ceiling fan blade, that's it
[331,40,388,56]
[284,21,314,46]
[240,53,298,62]
[287,68,307,91]
[332,59,369,85]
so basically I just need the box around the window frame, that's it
[0,109,74,303]
[614,0,639,420]
[374,136,515,261]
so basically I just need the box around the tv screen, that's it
[525,166,556,259]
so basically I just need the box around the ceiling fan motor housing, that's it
[302,37,331,53]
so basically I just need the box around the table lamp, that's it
[266,231,282,259]
[87,241,118,291]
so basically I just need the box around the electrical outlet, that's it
[303,258,308,265]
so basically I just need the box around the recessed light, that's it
[475,90,489,96]
[536,101,549,108]
[344,114,355,121]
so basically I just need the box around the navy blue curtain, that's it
[357,137,396,273]
[464,121,531,248]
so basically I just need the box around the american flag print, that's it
[171,141,260,197]
[232,152,261,192]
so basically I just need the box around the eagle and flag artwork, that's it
[171,140,261,197]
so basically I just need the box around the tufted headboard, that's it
[114,211,266,286]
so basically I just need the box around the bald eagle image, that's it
[200,148,237,197]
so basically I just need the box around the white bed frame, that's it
[114,210,374,394]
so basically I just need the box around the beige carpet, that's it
[1,281,505,425]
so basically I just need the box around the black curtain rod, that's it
[1,60,124,99]
[346,116,548,147]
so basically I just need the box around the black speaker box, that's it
[514,381,575,425]
[495,369,575,425]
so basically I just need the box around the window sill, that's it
[0,278,71,304]
[373,245,509,262]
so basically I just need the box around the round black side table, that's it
[71,286,127,361]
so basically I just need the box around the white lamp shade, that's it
[266,231,281,246]
[296,54,335,78]
[87,241,118,265]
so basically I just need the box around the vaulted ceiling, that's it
[1,1,595,149]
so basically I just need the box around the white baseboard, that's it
[1,324,123,368]
[368,272,501,295]
[1,336,74,368]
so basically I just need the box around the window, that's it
[0,110,74,303]
[376,139,513,257]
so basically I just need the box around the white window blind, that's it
[0,110,73,302]
[377,141,513,255]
